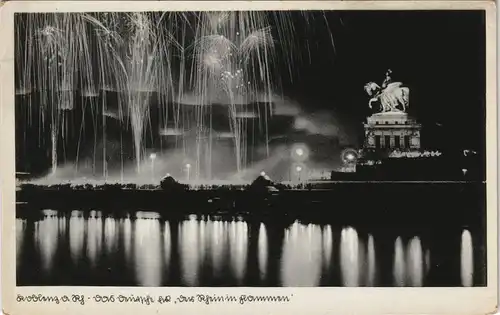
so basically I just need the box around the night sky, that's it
[15,10,486,177]
[280,10,486,152]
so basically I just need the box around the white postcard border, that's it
[0,2,497,315]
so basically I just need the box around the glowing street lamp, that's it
[295,165,303,182]
[149,153,157,182]
[341,148,358,165]
[340,148,358,173]
[291,143,309,162]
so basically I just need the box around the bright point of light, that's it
[260,171,266,176]
[150,153,157,160]
[291,144,309,162]
[185,163,191,169]
[296,166,303,172]
[342,149,358,164]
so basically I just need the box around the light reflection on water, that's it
[210,220,225,278]
[461,230,474,287]
[104,217,118,254]
[179,215,201,286]
[258,223,268,279]
[134,217,162,286]
[34,215,58,272]
[122,217,132,264]
[58,217,67,238]
[163,221,171,280]
[16,219,27,267]
[425,249,431,274]
[340,227,361,286]
[69,211,85,263]
[229,221,248,283]
[406,237,424,286]
[367,234,376,286]
[392,236,430,287]
[322,225,333,268]
[18,211,478,287]
[393,237,406,286]
[86,212,103,266]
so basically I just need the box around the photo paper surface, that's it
[1,1,497,315]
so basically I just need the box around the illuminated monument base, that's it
[363,112,421,153]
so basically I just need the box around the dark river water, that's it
[16,209,484,287]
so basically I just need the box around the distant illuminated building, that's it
[364,112,421,153]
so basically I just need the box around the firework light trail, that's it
[192,12,276,177]
[15,11,335,183]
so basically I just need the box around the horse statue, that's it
[364,71,410,113]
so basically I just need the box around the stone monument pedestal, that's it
[363,111,421,152]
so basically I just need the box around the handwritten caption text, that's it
[17,293,293,306]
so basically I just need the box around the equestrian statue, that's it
[364,69,410,113]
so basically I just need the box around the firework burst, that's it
[15,11,335,182]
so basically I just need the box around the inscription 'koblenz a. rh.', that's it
[363,70,421,152]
